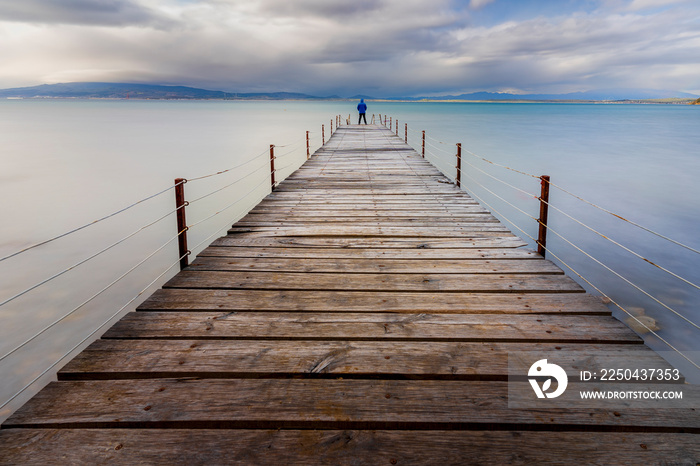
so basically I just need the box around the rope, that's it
[455,153,699,291]
[545,199,700,291]
[0,250,188,412]
[273,137,307,160]
[459,167,700,329]
[0,228,185,364]
[187,171,272,233]
[187,148,269,182]
[545,223,700,330]
[0,205,182,309]
[548,180,700,256]
[459,168,700,333]
[460,157,540,200]
[0,181,181,263]
[188,158,270,205]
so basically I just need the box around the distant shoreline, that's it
[4,96,697,105]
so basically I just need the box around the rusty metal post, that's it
[389,117,392,130]
[269,144,276,191]
[455,143,462,188]
[330,119,333,134]
[405,123,408,143]
[421,131,425,158]
[396,120,399,136]
[322,124,325,144]
[306,131,310,159]
[174,178,189,270]
[537,175,551,257]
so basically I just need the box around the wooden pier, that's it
[1,125,698,464]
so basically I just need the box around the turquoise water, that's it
[1,100,699,420]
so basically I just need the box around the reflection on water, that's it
[1,100,699,422]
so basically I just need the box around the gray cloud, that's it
[255,0,384,20]
[0,0,162,26]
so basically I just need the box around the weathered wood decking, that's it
[1,125,698,464]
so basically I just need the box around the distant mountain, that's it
[407,89,698,101]
[1,82,696,102]
[0,82,335,100]
[349,95,377,101]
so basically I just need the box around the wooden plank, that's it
[187,257,564,274]
[226,226,514,237]
[197,246,540,259]
[57,341,661,380]
[231,221,505,229]
[1,429,697,464]
[246,209,491,217]
[137,289,611,314]
[163,270,584,292]
[103,312,640,343]
[5,379,696,429]
[210,236,529,248]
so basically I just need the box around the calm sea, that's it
[1,99,699,420]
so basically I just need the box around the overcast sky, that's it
[0,0,699,96]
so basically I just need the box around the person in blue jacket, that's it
[357,98,367,124]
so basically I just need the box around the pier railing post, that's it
[269,144,276,191]
[456,143,462,188]
[306,131,310,159]
[405,123,408,143]
[422,131,425,158]
[322,124,325,144]
[174,178,189,270]
[389,117,392,131]
[396,120,399,136]
[331,119,333,134]
[537,175,551,257]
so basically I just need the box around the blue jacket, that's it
[357,99,367,113]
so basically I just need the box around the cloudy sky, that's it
[0,0,699,96]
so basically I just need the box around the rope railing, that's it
[0,119,333,411]
[547,180,700,256]
[454,151,700,291]
[0,205,183,309]
[187,158,271,205]
[456,161,700,331]
[459,169,700,373]
[0,181,181,263]
[0,248,190,412]
[0,227,186,364]
[187,147,270,182]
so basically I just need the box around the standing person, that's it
[357,98,367,124]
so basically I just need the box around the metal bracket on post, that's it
[269,144,276,191]
[455,143,462,188]
[174,178,189,270]
[537,175,551,257]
